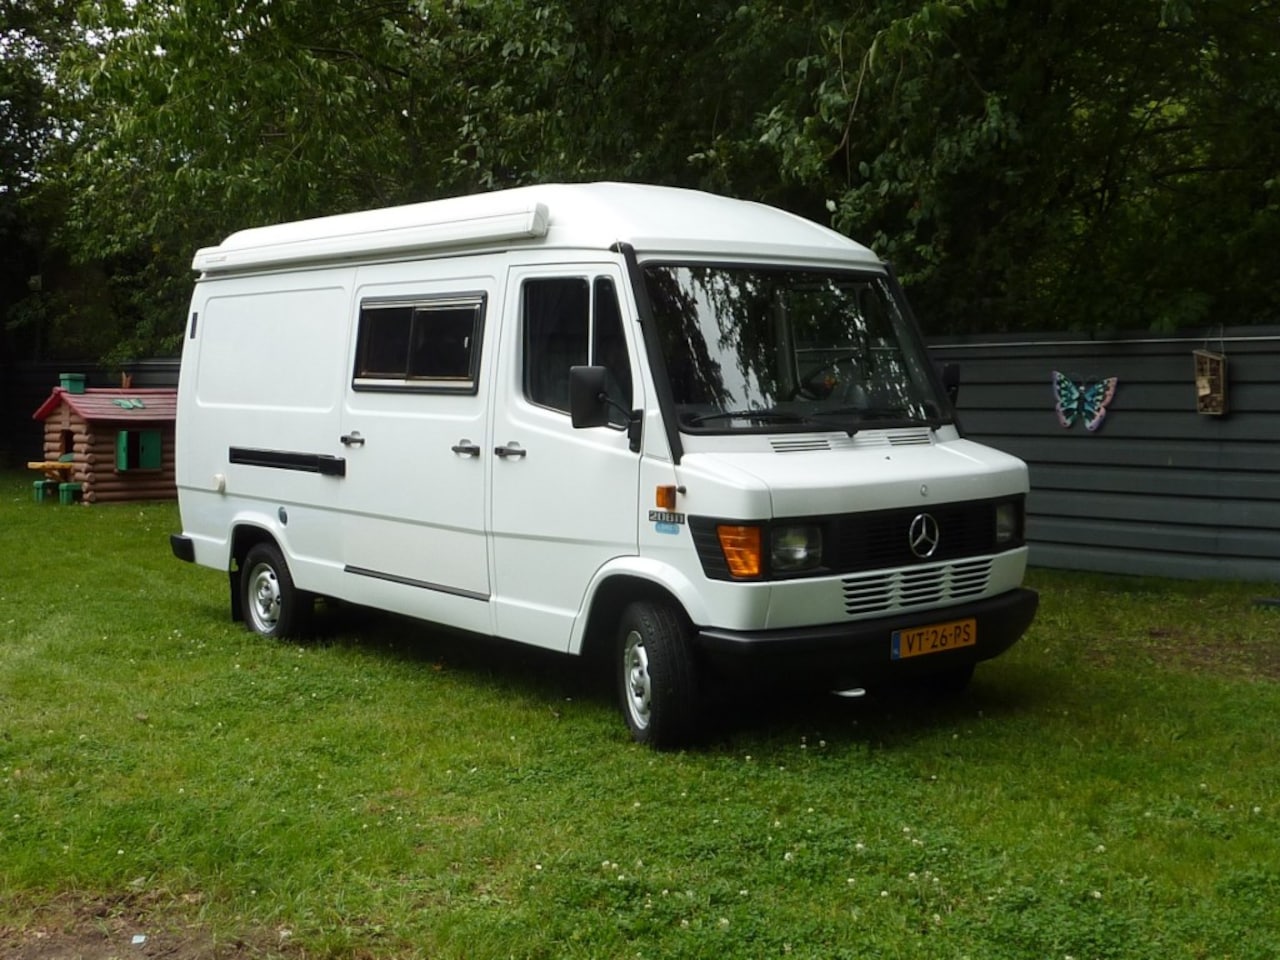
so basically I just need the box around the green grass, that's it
[2,469,1278,958]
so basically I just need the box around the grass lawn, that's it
[1,469,1278,958]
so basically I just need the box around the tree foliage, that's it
[5,0,1279,362]
[745,0,1280,332]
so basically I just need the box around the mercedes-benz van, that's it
[170,182,1037,746]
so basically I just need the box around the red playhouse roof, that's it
[32,387,178,423]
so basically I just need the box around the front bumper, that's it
[694,587,1038,688]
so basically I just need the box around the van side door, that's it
[338,268,495,635]
[489,265,643,650]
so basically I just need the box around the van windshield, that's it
[641,264,948,434]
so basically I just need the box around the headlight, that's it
[771,524,823,572]
[995,501,1020,545]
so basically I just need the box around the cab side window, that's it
[523,276,632,423]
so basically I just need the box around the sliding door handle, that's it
[340,431,365,447]
[494,442,527,459]
[451,441,481,457]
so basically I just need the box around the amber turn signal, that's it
[655,485,677,510]
[717,524,762,578]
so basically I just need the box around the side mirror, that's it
[569,365,611,428]
[940,362,960,406]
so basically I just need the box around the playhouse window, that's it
[117,429,162,471]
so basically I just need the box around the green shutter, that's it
[139,430,162,469]
[116,429,163,470]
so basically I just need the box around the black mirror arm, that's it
[596,392,644,453]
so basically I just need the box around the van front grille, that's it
[688,496,1023,581]
[826,499,1007,572]
[842,558,991,616]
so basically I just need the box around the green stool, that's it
[33,480,59,503]
[58,482,83,505]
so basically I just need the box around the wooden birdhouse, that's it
[1193,349,1227,416]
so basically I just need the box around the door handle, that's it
[340,431,366,447]
[494,442,527,459]
[451,440,481,457]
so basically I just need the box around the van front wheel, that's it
[617,600,698,749]
[241,542,311,639]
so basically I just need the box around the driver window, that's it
[592,277,632,423]
[522,276,632,423]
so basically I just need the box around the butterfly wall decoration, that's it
[1052,371,1118,432]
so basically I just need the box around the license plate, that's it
[891,618,977,659]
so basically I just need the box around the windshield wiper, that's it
[684,409,819,426]
[810,406,937,425]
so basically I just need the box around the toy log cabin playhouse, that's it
[30,374,178,504]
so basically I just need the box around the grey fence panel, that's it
[931,327,1280,582]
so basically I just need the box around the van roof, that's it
[191,182,880,275]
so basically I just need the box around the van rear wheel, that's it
[241,542,311,639]
[616,600,699,749]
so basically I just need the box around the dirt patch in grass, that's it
[1142,623,1280,682]
[0,894,294,960]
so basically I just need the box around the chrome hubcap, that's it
[623,629,651,730]
[248,563,281,631]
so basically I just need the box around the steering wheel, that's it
[793,352,863,401]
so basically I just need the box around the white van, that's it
[170,182,1037,746]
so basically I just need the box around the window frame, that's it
[520,274,633,424]
[352,292,487,395]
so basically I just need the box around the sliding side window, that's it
[354,295,486,394]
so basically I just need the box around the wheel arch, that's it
[573,560,706,665]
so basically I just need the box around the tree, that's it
[13,0,1280,361]
[1,0,77,362]
[740,0,1280,333]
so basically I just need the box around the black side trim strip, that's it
[612,241,684,464]
[344,565,489,602]
[229,447,346,477]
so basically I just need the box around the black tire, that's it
[240,542,311,639]
[616,599,699,749]
[916,663,975,698]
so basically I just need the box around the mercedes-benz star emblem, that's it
[908,513,940,559]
